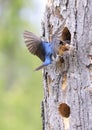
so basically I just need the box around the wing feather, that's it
[23,31,45,61]
[52,19,66,57]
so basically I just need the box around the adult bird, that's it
[23,20,70,71]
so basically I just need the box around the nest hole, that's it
[61,27,71,43]
[58,103,70,118]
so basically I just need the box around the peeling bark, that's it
[41,0,92,130]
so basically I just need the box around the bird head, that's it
[58,40,71,55]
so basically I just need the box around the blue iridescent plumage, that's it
[23,19,70,71]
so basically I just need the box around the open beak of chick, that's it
[58,40,73,55]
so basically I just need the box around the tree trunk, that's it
[41,0,92,130]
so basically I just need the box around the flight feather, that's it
[52,19,66,57]
[23,31,45,61]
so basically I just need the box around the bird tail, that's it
[34,63,47,71]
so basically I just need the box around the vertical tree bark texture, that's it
[41,0,92,130]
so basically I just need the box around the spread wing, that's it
[23,31,45,61]
[52,20,66,57]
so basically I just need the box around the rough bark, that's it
[41,0,92,130]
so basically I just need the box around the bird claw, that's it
[52,55,63,62]
[67,45,75,55]
[69,45,74,51]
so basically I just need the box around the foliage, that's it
[0,0,42,130]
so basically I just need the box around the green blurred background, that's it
[0,0,46,130]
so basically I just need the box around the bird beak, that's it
[58,42,74,56]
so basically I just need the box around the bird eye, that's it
[59,41,64,45]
